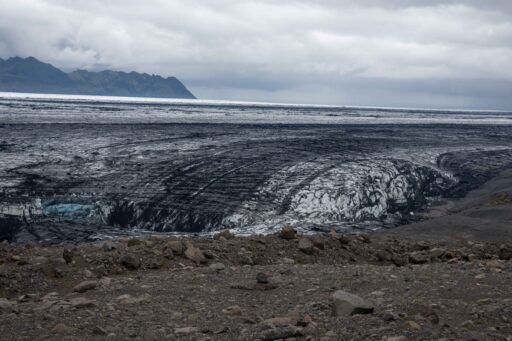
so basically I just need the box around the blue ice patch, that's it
[43,203,95,218]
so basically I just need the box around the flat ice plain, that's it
[1,92,512,242]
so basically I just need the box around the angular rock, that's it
[73,280,97,293]
[386,336,408,341]
[408,252,429,264]
[120,253,141,270]
[382,310,400,322]
[260,326,303,341]
[404,320,421,331]
[392,254,408,267]
[184,243,206,264]
[174,327,200,335]
[62,248,73,264]
[214,229,235,240]
[52,323,77,335]
[429,248,446,259]
[102,241,116,251]
[487,260,505,269]
[166,241,184,255]
[298,238,315,255]
[116,294,151,305]
[0,298,18,314]
[499,245,512,260]
[332,290,374,316]
[209,262,226,272]
[70,297,96,308]
[256,272,269,284]
[222,305,242,316]
[279,225,296,240]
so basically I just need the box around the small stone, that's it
[214,229,235,240]
[84,269,94,278]
[116,294,150,305]
[174,327,200,335]
[222,305,242,316]
[203,250,216,259]
[261,316,296,328]
[429,248,446,259]
[256,272,269,284]
[92,326,108,335]
[332,290,374,316]
[487,260,505,269]
[184,243,206,264]
[298,238,315,255]
[102,241,116,251]
[52,323,77,335]
[404,320,420,331]
[148,259,164,269]
[392,255,408,267]
[209,262,226,271]
[62,248,73,264]
[166,241,184,255]
[70,297,96,308]
[408,252,429,264]
[499,245,512,260]
[382,310,400,322]
[279,225,296,240]
[127,238,141,247]
[386,336,408,341]
[238,250,254,265]
[475,274,486,280]
[259,326,303,340]
[73,280,97,293]
[281,257,295,264]
[119,253,141,270]
[34,256,49,265]
[461,320,475,329]
[0,298,18,314]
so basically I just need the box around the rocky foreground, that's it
[0,227,511,341]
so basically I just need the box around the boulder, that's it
[209,262,226,272]
[0,298,18,314]
[332,290,374,316]
[214,229,235,240]
[102,241,116,251]
[259,326,303,340]
[73,280,97,293]
[116,294,151,305]
[184,243,206,264]
[279,225,296,240]
[386,336,408,341]
[222,305,242,316]
[166,240,184,255]
[499,245,512,260]
[408,252,429,264]
[119,254,141,270]
[429,248,446,259]
[70,297,96,308]
[52,323,77,335]
[62,248,73,264]
[256,272,269,284]
[392,254,408,267]
[298,238,315,255]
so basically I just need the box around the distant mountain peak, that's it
[0,56,196,99]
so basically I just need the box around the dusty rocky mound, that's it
[0,228,511,340]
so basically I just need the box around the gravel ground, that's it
[0,230,511,341]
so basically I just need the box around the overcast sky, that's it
[1,0,511,109]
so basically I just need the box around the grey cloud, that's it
[0,0,511,109]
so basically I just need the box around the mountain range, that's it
[0,56,195,99]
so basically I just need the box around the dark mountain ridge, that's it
[0,56,195,99]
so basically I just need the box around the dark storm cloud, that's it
[0,0,511,109]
